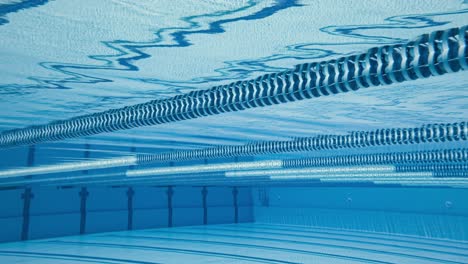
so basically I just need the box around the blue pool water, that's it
[0,0,468,263]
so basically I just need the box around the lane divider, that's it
[0,26,467,148]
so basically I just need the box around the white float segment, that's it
[0,156,137,178]
[226,165,396,177]
[270,173,468,187]
[126,160,283,177]
[270,172,434,180]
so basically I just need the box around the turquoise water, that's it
[0,1,468,263]
[1,0,467,150]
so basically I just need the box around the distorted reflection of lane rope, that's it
[0,26,467,148]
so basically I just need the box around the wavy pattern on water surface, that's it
[0,0,467,152]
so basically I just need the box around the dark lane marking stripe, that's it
[222,223,468,250]
[140,228,465,264]
[252,223,468,247]
[0,252,116,264]
[41,240,292,264]
[189,226,468,263]
[103,234,393,264]
[0,250,161,264]
[200,225,468,258]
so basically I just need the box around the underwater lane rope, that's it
[283,148,468,168]
[137,121,467,163]
[0,121,466,179]
[0,26,467,148]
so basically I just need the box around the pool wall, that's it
[0,142,255,243]
[253,187,468,241]
[0,185,254,243]
[1,142,467,243]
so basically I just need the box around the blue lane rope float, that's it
[0,148,466,182]
[0,122,466,179]
[395,163,468,173]
[0,150,467,186]
[282,148,468,168]
[137,121,467,163]
[127,163,467,178]
[4,168,465,188]
[41,172,468,188]
[0,26,467,148]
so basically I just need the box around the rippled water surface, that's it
[1,0,467,156]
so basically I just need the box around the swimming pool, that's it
[0,0,467,263]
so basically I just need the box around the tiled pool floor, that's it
[0,223,467,263]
